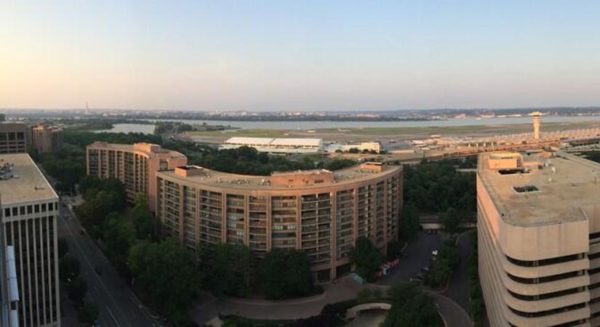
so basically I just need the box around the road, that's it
[58,198,160,327]
[379,231,443,283]
[447,230,475,310]
[378,231,473,327]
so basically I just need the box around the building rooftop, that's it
[88,142,186,159]
[224,137,322,147]
[160,162,400,190]
[225,137,274,145]
[478,151,600,227]
[269,138,322,146]
[0,153,58,205]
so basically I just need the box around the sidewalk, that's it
[191,275,472,327]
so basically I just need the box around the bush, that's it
[77,302,98,324]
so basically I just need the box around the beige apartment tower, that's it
[0,153,60,327]
[156,162,402,281]
[31,125,63,154]
[477,151,600,326]
[86,142,187,211]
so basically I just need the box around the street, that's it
[379,231,444,283]
[58,198,160,327]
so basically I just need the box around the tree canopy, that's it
[399,201,420,241]
[403,159,476,215]
[128,240,200,317]
[350,237,384,282]
[382,282,443,327]
[198,243,255,297]
[257,249,315,300]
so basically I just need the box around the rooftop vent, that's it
[0,162,15,180]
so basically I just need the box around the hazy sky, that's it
[2,1,600,111]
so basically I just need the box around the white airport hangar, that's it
[220,137,323,154]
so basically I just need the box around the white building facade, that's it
[0,154,60,327]
[220,137,323,154]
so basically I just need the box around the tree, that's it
[198,243,255,297]
[131,194,157,240]
[128,240,200,317]
[442,207,462,235]
[103,212,136,273]
[75,178,127,238]
[257,249,314,299]
[399,202,420,241]
[425,244,459,287]
[382,282,442,327]
[403,160,476,215]
[67,276,87,304]
[77,302,99,324]
[323,158,356,171]
[59,255,80,282]
[350,237,384,282]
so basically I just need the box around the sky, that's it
[1,1,600,112]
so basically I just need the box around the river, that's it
[96,116,600,134]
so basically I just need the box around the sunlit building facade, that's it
[156,162,402,281]
[478,151,600,326]
[31,125,62,154]
[86,142,187,211]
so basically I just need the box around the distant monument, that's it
[530,111,542,140]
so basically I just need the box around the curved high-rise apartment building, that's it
[156,162,402,281]
[478,152,600,326]
[86,142,187,211]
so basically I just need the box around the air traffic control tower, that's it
[531,111,542,140]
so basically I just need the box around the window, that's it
[19,206,25,215]
[34,204,40,213]
[514,185,539,193]
[41,203,47,212]
[27,206,32,214]
[498,168,527,175]
[4,208,10,217]
[12,207,17,216]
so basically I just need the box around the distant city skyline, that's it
[2,1,600,111]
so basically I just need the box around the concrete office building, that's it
[477,151,600,326]
[156,162,402,281]
[86,142,187,211]
[0,123,30,154]
[31,125,63,154]
[0,153,60,327]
